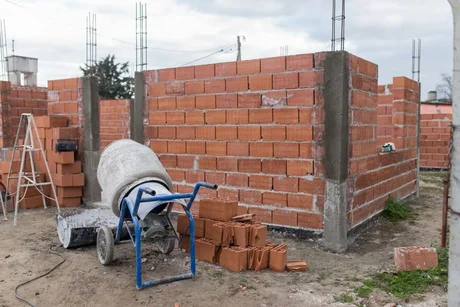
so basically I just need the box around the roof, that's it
[5,55,39,60]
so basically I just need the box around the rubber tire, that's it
[97,226,114,265]
[155,238,175,255]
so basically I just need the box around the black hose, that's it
[14,246,66,307]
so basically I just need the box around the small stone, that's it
[150,266,155,271]
[141,258,147,263]
[35,292,39,296]
[103,272,106,275]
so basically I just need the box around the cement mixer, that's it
[56,139,217,289]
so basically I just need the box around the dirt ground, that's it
[0,172,448,307]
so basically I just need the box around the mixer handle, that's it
[143,187,157,196]
[201,183,218,190]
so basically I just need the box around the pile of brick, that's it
[0,150,49,211]
[0,115,84,209]
[394,246,438,271]
[177,198,290,272]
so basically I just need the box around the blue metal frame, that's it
[114,182,217,290]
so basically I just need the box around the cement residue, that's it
[262,95,287,107]
[59,208,119,228]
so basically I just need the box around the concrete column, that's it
[131,72,145,144]
[322,51,350,252]
[81,76,101,203]
[448,0,460,304]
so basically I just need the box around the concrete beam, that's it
[322,51,350,252]
[131,72,145,144]
[81,76,101,203]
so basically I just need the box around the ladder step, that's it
[13,147,39,151]
[19,182,53,187]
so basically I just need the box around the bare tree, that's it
[436,73,453,99]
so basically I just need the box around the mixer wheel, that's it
[155,237,175,255]
[97,226,114,265]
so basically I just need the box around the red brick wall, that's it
[0,81,48,147]
[10,85,48,142]
[377,84,393,144]
[420,113,451,169]
[348,71,418,228]
[100,99,130,151]
[0,81,12,148]
[143,53,325,229]
[47,78,82,127]
[47,78,83,150]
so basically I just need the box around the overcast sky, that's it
[0,0,453,100]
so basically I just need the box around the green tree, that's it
[80,54,134,99]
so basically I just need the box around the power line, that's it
[179,44,236,67]
[3,0,231,54]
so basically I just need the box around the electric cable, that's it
[4,0,231,54]
[179,44,236,67]
[14,246,66,307]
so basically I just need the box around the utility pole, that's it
[237,35,241,61]
[448,0,460,305]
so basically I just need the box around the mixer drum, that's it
[97,139,173,217]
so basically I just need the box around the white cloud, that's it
[0,0,454,99]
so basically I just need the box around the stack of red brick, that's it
[0,115,84,209]
[177,198,288,272]
[0,150,49,210]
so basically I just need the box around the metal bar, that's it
[3,20,7,58]
[124,220,136,245]
[137,207,195,290]
[89,14,91,67]
[185,208,196,276]
[113,183,218,290]
[442,178,450,248]
[140,3,143,71]
[135,213,142,289]
[115,199,127,242]
[415,39,422,198]
[412,39,415,80]
[7,114,24,196]
[17,182,52,187]
[341,0,345,50]
[418,38,421,82]
[139,273,194,289]
[331,0,336,51]
[86,16,88,67]
[0,21,4,80]
[186,182,218,210]
[13,116,30,226]
[95,14,97,64]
